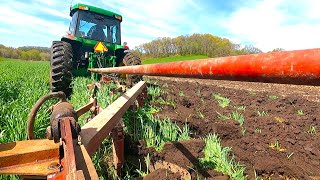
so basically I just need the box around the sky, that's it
[0,0,319,52]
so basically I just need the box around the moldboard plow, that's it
[1,48,320,179]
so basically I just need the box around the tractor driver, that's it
[87,21,107,42]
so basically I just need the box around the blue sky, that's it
[0,0,319,52]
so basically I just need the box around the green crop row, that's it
[0,60,51,180]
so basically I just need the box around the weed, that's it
[287,152,294,159]
[197,109,205,119]
[156,97,176,108]
[254,128,262,134]
[307,125,317,135]
[274,116,285,123]
[269,140,286,152]
[123,107,190,151]
[216,111,231,121]
[136,154,151,177]
[296,109,304,116]
[200,134,246,180]
[147,85,162,100]
[179,91,185,97]
[231,111,245,126]
[178,124,191,141]
[213,94,230,108]
[254,168,261,180]
[241,127,246,136]
[269,95,279,100]
[256,111,268,117]
[249,91,256,96]
[235,105,246,111]
[196,89,201,97]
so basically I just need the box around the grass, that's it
[296,109,304,116]
[123,106,190,151]
[200,134,246,180]
[197,109,205,119]
[269,140,286,152]
[256,110,268,116]
[254,128,262,134]
[216,111,245,126]
[234,106,246,111]
[142,55,208,64]
[179,91,185,97]
[307,125,317,135]
[0,60,51,180]
[231,111,245,126]
[147,85,162,101]
[216,111,231,120]
[0,60,51,143]
[213,94,230,108]
[269,95,279,100]
[136,154,151,177]
[147,85,176,108]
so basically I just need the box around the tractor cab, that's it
[50,3,141,96]
[67,4,123,45]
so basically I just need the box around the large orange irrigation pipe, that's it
[90,48,320,85]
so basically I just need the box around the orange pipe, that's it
[90,48,320,85]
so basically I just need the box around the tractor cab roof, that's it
[70,3,122,21]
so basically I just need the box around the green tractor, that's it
[50,3,141,96]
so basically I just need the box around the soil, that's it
[139,76,320,179]
[142,168,181,180]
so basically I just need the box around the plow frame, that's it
[0,81,147,179]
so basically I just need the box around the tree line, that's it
[134,33,284,58]
[0,44,50,61]
[0,33,284,61]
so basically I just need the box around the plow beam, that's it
[80,81,146,156]
[90,48,320,86]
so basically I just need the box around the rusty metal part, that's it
[0,139,59,176]
[49,102,80,143]
[80,81,147,155]
[90,48,320,86]
[76,98,96,118]
[27,92,66,140]
[60,118,78,179]
[74,143,99,179]
[112,125,125,176]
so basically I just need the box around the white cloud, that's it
[121,36,150,48]
[101,0,201,46]
[223,0,320,51]
[0,6,68,37]
[40,7,70,20]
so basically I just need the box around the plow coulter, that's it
[1,48,320,179]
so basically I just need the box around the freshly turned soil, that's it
[142,168,181,180]
[141,76,320,179]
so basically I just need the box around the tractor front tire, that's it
[50,41,73,96]
[122,52,142,85]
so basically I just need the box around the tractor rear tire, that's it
[122,52,142,85]
[50,41,73,97]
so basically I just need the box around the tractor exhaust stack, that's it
[89,48,320,86]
